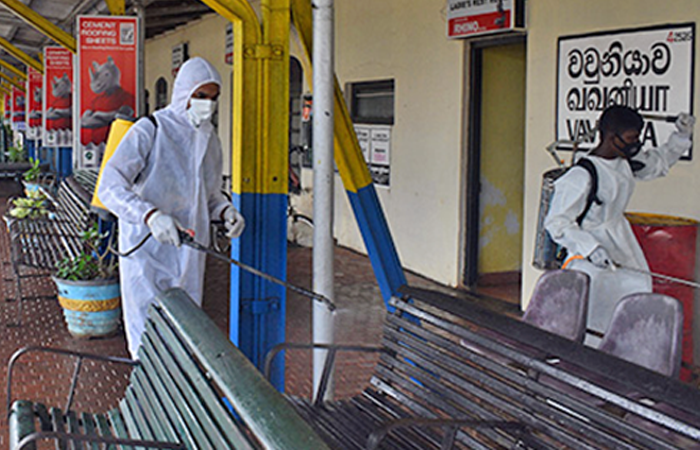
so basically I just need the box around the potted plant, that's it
[7,189,49,220]
[6,143,25,163]
[53,224,121,338]
[21,157,42,194]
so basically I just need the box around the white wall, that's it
[144,13,234,175]
[522,0,700,306]
[333,0,466,286]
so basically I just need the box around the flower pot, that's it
[52,277,121,338]
[22,181,39,196]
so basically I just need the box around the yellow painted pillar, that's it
[201,0,290,389]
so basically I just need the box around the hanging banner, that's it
[447,0,517,39]
[76,15,139,168]
[43,46,74,148]
[11,86,25,131]
[3,91,10,124]
[26,67,43,140]
[557,23,695,159]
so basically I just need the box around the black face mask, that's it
[614,133,645,172]
[614,133,643,158]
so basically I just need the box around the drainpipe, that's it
[312,0,335,402]
[133,0,145,116]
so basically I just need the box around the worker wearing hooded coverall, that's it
[98,57,245,358]
[545,105,695,345]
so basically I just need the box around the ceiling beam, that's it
[0,57,24,79]
[105,0,125,15]
[0,0,76,53]
[0,69,24,91]
[0,36,42,72]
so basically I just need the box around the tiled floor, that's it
[0,179,521,446]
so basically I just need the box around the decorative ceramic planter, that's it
[52,277,121,338]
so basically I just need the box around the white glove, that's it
[588,246,612,269]
[222,206,245,239]
[675,113,696,138]
[146,210,181,247]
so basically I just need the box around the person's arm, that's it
[544,167,602,259]
[633,114,694,181]
[97,118,158,224]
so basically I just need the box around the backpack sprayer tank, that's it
[90,115,138,221]
[532,128,597,270]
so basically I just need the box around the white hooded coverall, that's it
[544,132,691,345]
[98,58,231,357]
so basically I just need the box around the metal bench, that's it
[267,285,700,449]
[7,288,330,450]
[3,172,98,325]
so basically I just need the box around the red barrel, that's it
[627,213,697,381]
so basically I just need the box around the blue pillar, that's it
[57,147,72,179]
[230,192,287,391]
[26,139,36,161]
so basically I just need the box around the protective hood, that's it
[169,57,222,117]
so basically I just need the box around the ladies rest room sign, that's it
[557,24,695,159]
[447,0,515,38]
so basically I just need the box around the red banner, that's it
[3,92,10,122]
[77,15,139,168]
[26,67,43,140]
[11,86,25,130]
[43,46,74,148]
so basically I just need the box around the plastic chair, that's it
[522,269,590,342]
[598,293,683,378]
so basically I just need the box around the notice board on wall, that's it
[557,23,695,159]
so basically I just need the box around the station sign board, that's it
[557,23,695,159]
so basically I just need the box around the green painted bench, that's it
[7,288,330,450]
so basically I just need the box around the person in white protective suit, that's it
[545,105,695,346]
[98,57,245,358]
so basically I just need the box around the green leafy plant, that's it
[8,190,48,219]
[7,143,26,163]
[23,157,41,182]
[55,224,118,281]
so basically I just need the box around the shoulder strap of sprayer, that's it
[575,158,602,226]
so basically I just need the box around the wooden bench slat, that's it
[9,400,36,450]
[137,348,201,449]
[35,403,53,432]
[130,369,179,444]
[147,309,255,449]
[50,407,68,450]
[122,388,158,446]
[94,413,117,450]
[380,327,597,450]
[384,312,669,450]
[139,331,217,450]
[66,411,83,450]
[79,412,100,450]
[107,407,134,450]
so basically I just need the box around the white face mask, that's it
[186,98,217,128]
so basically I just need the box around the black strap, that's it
[146,114,157,128]
[575,158,602,226]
